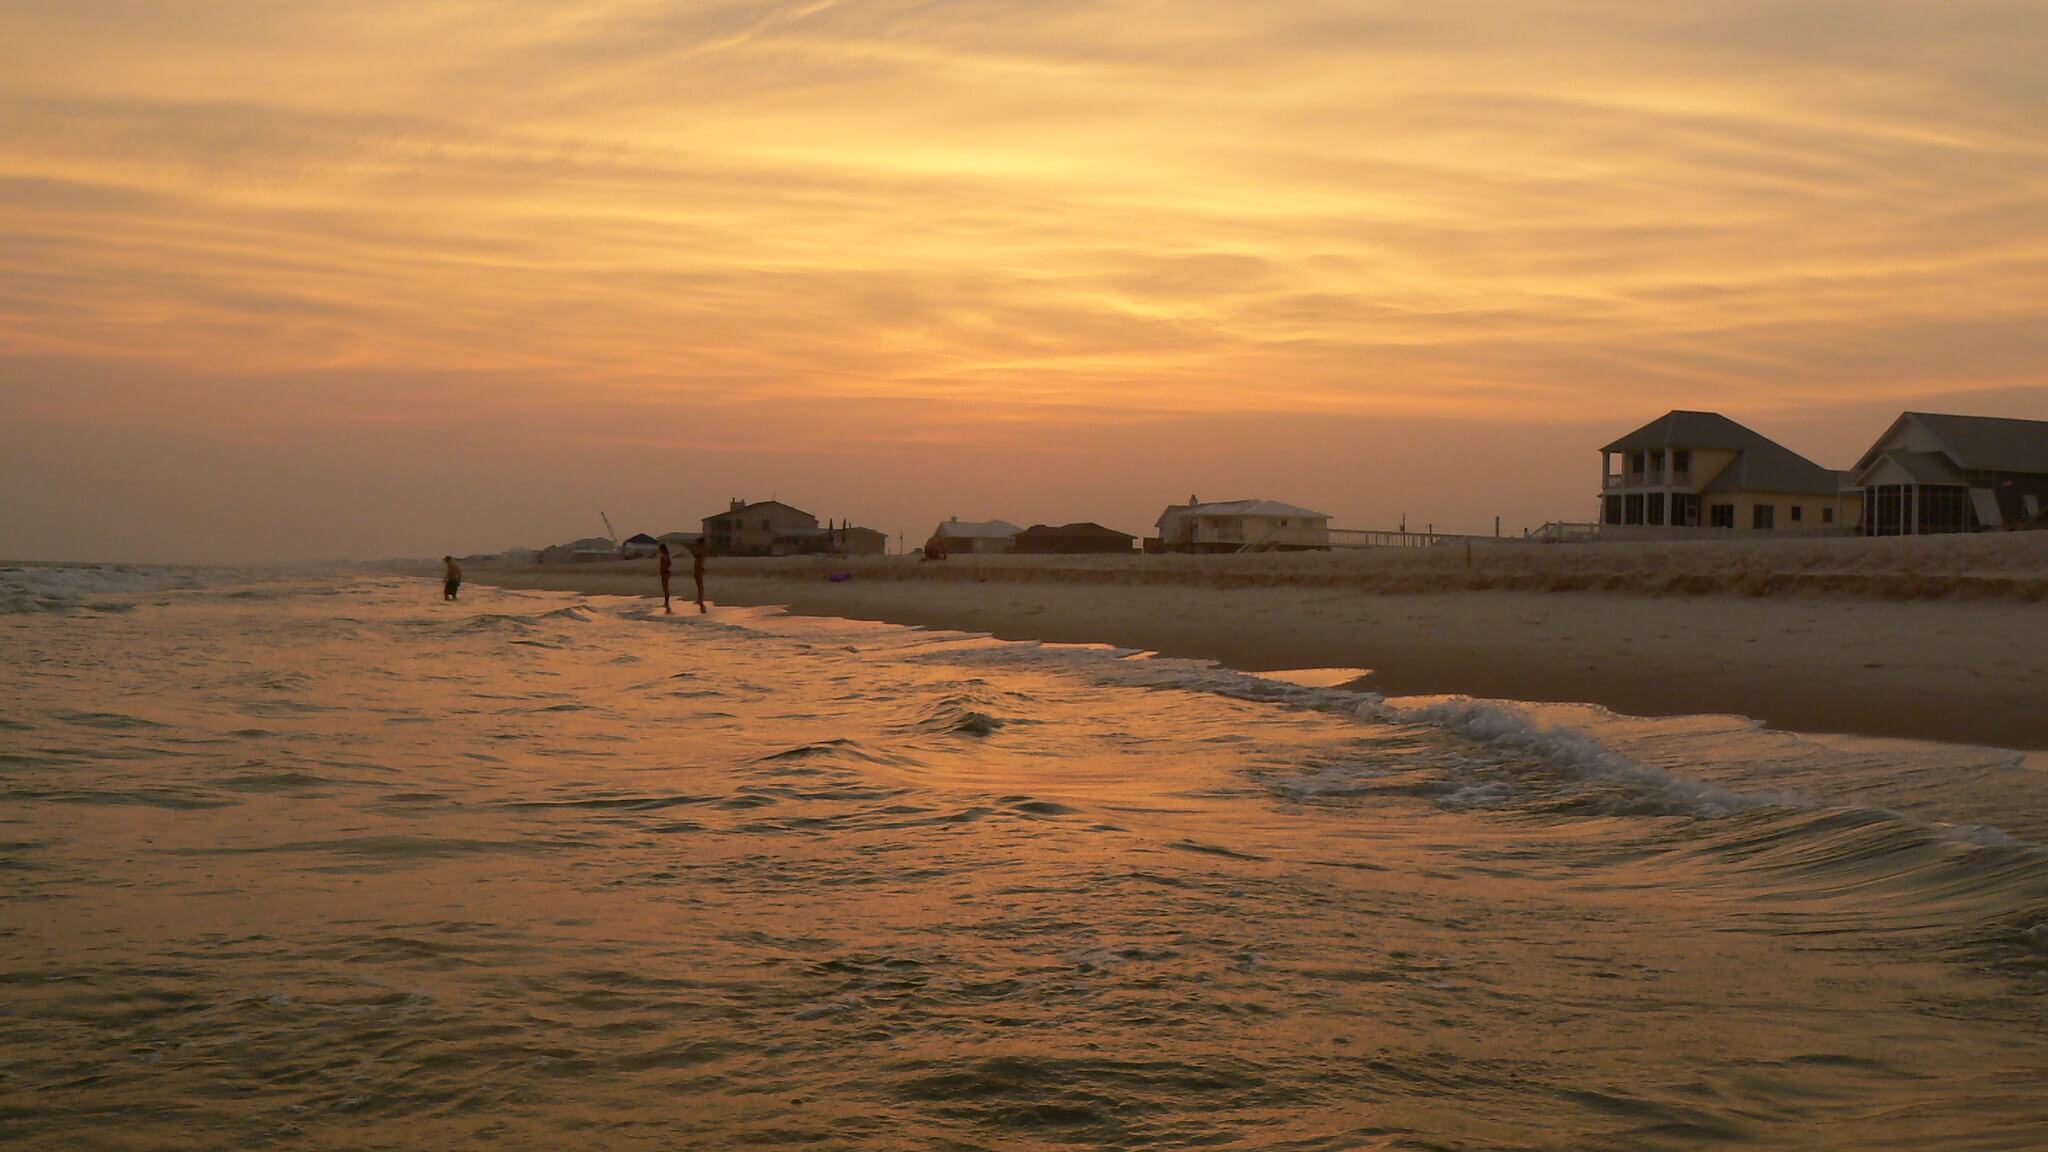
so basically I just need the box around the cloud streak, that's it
[2,1,2045,558]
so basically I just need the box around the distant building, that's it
[702,499,819,556]
[657,531,702,552]
[539,536,618,563]
[1153,496,1331,552]
[836,526,889,556]
[620,533,661,559]
[1599,411,1855,532]
[933,517,1022,555]
[1850,412,2048,534]
[1011,522,1137,554]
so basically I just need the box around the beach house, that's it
[1010,523,1137,554]
[835,526,889,555]
[1152,497,1332,552]
[932,518,1022,554]
[539,536,620,563]
[1599,411,1854,533]
[701,499,819,556]
[657,531,702,553]
[619,533,661,559]
[1850,412,2048,534]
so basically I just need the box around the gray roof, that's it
[1155,498,1330,526]
[550,536,614,551]
[1601,410,1770,453]
[1017,522,1134,539]
[935,519,1023,539]
[706,499,815,521]
[1871,451,1968,486]
[1895,412,2048,474]
[1608,410,1841,497]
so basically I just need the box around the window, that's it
[1710,504,1735,529]
[1672,449,1691,474]
[1671,494,1700,526]
[1822,507,1835,524]
[1790,505,1803,523]
[1753,503,1775,530]
[1624,493,1644,525]
[1604,495,1623,525]
[1646,492,1665,525]
[761,519,772,530]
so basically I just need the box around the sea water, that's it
[2,564,2045,1150]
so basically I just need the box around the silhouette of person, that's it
[689,539,707,613]
[658,542,673,614]
[442,556,462,601]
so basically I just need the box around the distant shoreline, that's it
[466,535,2048,750]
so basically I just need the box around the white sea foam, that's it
[894,637,1776,820]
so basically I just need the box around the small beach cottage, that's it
[1599,411,1855,533]
[1849,412,2048,534]
[1152,497,1332,552]
[932,518,1023,555]
[701,499,820,556]
[620,533,661,559]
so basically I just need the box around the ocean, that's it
[3,563,2045,1150]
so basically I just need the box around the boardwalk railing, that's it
[1327,529,1478,549]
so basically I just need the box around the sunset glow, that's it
[4,1,2045,559]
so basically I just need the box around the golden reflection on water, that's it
[1,574,2045,1149]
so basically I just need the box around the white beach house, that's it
[1153,496,1332,552]
[932,517,1023,555]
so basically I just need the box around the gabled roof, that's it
[1854,411,2048,476]
[935,518,1023,539]
[1866,451,1968,486]
[1016,521,1134,539]
[623,533,659,545]
[1156,498,1330,526]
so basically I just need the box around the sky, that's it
[2,0,2045,561]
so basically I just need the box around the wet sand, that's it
[468,538,2048,750]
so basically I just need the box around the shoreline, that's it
[466,547,2048,751]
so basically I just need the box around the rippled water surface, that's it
[3,565,2046,1149]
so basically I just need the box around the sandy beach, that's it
[466,533,2048,750]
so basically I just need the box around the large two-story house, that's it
[1599,411,1855,532]
[700,499,820,556]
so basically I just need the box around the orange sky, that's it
[3,1,2046,560]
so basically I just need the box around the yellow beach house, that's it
[1599,411,1857,533]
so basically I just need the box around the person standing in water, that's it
[442,556,462,601]
[657,542,674,614]
[689,538,707,613]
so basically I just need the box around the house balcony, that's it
[1603,471,1691,490]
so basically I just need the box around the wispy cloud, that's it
[2,1,2045,557]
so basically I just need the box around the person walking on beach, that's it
[442,556,462,601]
[658,542,674,614]
[689,538,707,613]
